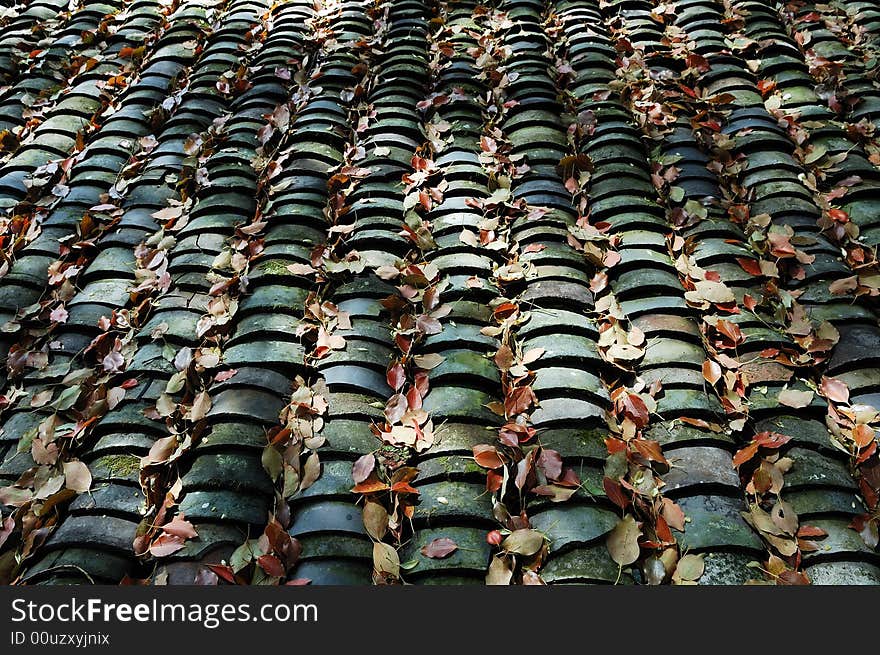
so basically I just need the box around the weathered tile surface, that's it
[0,0,878,586]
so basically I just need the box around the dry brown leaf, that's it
[607,514,641,566]
[189,391,212,421]
[486,555,513,585]
[501,529,544,556]
[362,500,388,541]
[63,460,92,493]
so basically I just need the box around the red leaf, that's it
[603,477,629,510]
[686,53,710,72]
[827,208,849,223]
[605,436,627,455]
[505,386,537,416]
[797,525,827,538]
[420,537,458,559]
[257,554,286,577]
[205,564,237,585]
[655,514,674,544]
[537,448,563,480]
[715,319,744,346]
[856,440,877,465]
[473,445,503,470]
[621,392,649,428]
[736,257,762,276]
[406,385,422,410]
[390,480,419,495]
[778,570,811,585]
[732,442,760,469]
[387,362,406,391]
[632,439,667,465]
[755,431,792,449]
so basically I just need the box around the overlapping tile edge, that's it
[0,0,878,585]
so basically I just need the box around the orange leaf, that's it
[351,473,389,494]
[736,257,762,276]
[632,439,667,465]
[732,442,759,468]
[853,424,875,449]
[473,444,503,469]
[702,359,722,385]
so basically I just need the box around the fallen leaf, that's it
[486,555,513,585]
[372,542,400,578]
[299,452,320,491]
[473,444,504,469]
[607,514,641,566]
[621,392,649,428]
[501,529,544,556]
[537,448,563,480]
[63,460,92,493]
[30,389,54,408]
[162,514,198,539]
[149,533,186,558]
[188,390,212,421]
[661,498,686,531]
[413,353,444,369]
[829,275,858,295]
[688,280,735,305]
[771,500,798,536]
[853,424,875,449]
[421,537,458,559]
[778,388,813,408]
[102,350,124,373]
[494,345,515,372]
[362,501,388,541]
[820,376,849,404]
[386,363,406,391]
[384,393,408,424]
[674,554,704,582]
[521,348,545,365]
[702,359,722,385]
[0,515,14,549]
[352,454,375,484]
[214,369,238,383]
[286,263,316,276]
[257,554,286,577]
[49,305,68,323]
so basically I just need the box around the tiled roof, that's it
[1,0,879,585]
